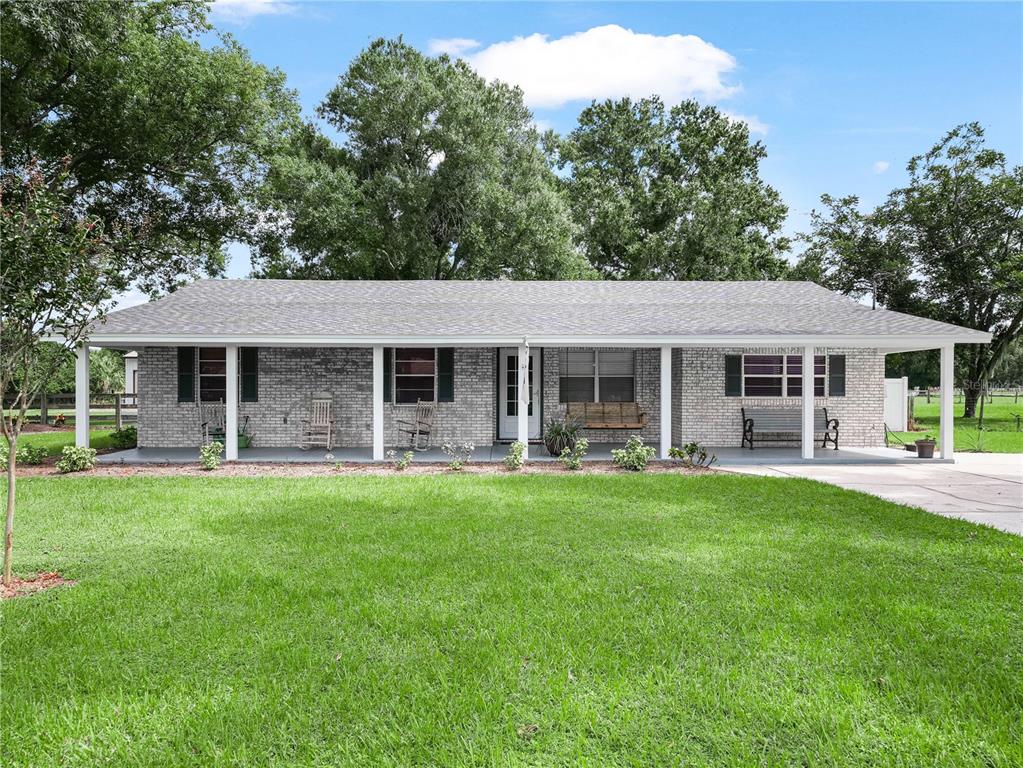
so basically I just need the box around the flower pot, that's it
[238,433,252,449]
[915,439,936,459]
[544,435,575,457]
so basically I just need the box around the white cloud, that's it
[721,111,769,136]
[459,25,738,109]
[428,38,481,57]
[210,0,296,24]
[872,160,890,174]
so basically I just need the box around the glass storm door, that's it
[498,348,541,440]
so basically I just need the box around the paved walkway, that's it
[723,453,1023,535]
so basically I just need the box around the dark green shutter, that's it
[240,347,258,402]
[828,355,846,397]
[383,348,392,403]
[437,348,454,402]
[725,355,742,397]
[177,347,195,402]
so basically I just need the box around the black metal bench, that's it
[741,407,839,450]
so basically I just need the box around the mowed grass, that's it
[14,429,115,456]
[3,475,1021,767]
[894,396,1023,453]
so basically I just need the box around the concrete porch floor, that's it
[98,443,948,465]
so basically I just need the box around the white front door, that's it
[498,348,541,440]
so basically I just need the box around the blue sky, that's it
[211,0,1022,279]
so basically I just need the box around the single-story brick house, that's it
[72,279,989,461]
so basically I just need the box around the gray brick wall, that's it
[670,347,884,448]
[138,346,494,448]
[138,344,883,451]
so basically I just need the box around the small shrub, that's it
[611,435,656,472]
[668,441,717,468]
[441,441,475,471]
[559,437,589,470]
[55,445,97,474]
[109,425,138,449]
[18,444,49,465]
[199,441,224,471]
[504,441,526,471]
[386,449,414,471]
[332,461,345,472]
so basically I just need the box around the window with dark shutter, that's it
[437,348,454,402]
[240,348,258,402]
[177,347,195,402]
[828,355,846,397]
[725,355,742,396]
[383,348,392,403]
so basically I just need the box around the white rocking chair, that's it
[300,392,336,451]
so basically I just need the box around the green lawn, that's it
[3,475,1020,766]
[14,429,116,456]
[893,395,1023,453]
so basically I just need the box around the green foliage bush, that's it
[55,445,97,474]
[109,425,138,449]
[668,441,717,468]
[441,441,475,471]
[0,442,49,470]
[199,441,224,471]
[558,437,589,470]
[503,441,526,471]
[611,435,656,472]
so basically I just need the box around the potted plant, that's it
[543,416,581,457]
[914,435,936,458]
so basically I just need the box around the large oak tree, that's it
[553,97,790,280]
[253,38,586,280]
[795,124,1023,416]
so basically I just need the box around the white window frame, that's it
[740,353,827,398]
[198,347,227,403]
[559,349,635,402]
[392,347,438,405]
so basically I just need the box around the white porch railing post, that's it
[75,345,90,448]
[517,342,530,460]
[372,346,384,460]
[801,345,814,460]
[225,345,238,461]
[940,344,955,460]
[660,345,672,459]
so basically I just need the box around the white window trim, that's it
[559,350,636,402]
[392,347,438,406]
[740,353,827,398]
[198,347,227,402]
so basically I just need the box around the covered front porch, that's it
[96,443,949,465]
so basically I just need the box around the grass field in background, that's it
[14,429,116,456]
[3,475,1020,766]
[893,396,1023,453]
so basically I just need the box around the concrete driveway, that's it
[723,453,1023,535]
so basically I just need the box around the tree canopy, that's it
[1,0,298,293]
[253,38,586,280]
[796,124,1023,413]
[553,97,790,280]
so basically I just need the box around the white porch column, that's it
[225,345,238,461]
[372,346,384,461]
[517,342,530,460]
[940,343,955,460]
[660,345,672,459]
[801,345,815,460]
[74,345,90,448]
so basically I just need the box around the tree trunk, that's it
[962,383,980,418]
[4,436,15,588]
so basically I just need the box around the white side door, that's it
[498,348,541,440]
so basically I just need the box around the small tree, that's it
[1,166,122,585]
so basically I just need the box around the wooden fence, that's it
[2,393,138,429]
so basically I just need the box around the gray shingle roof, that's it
[91,279,990,343]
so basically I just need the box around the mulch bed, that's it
[14,460,717,478]
[2,571,75,600]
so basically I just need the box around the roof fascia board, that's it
[68,332,992,348]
